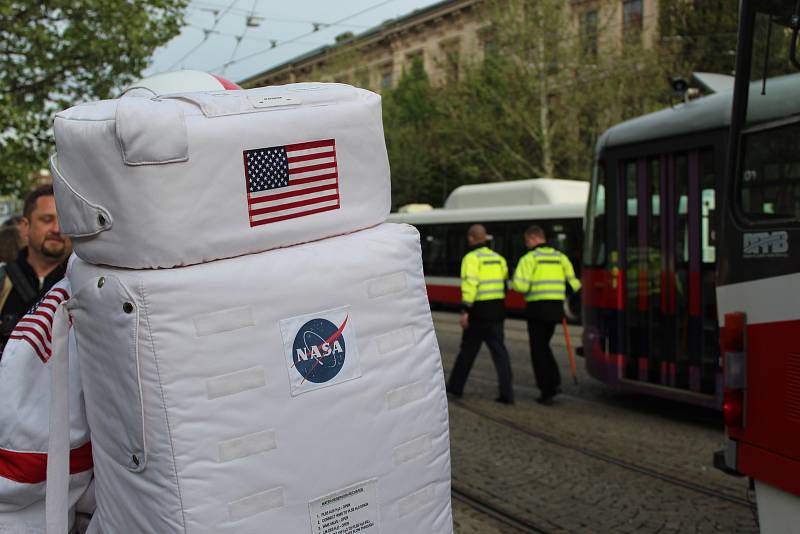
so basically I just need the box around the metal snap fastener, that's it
[98,213,106,226]
[131,454,140,466]
[97,277,105,288]
[123,302,134,314]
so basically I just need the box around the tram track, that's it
[451,399,752,509]
[466,371,723,427]
[451,484,551,534]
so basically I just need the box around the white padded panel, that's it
[52,83,390,269]
[67,224,452,533]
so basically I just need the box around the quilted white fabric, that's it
[51,83,390,269]
[67,223,452,533]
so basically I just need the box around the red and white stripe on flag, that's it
[9,286,69,363]
[244,139,340,227]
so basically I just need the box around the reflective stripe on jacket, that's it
[511,246,581,302]
[460,246,508,307]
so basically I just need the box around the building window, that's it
[405,50,424,72]
[355,68,370,90]
[581,10,598,59]
[439,39,460,84]
[479,26,496,58]
[380,63,393,90]
[623,0,643,41]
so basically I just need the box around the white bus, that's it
[388,178,588,316]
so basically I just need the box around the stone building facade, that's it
[240,0,661,91]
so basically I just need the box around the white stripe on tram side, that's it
[716,271,800,325]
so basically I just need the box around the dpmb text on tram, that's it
[714,1,800,531]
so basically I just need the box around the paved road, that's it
[433,311,759,533]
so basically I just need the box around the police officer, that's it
[512,225,580,405]
[447,224,514,404]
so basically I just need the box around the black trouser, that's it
[526,302,563,398]
[448,321,514,401]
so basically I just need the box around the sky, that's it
[147,0,443,84]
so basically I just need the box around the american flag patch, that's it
[9,284,70,363]
[244,139,340,227]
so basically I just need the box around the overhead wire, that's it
[186,3,370,29]
[184,24,328,46]
[223,0,258,75]
[208,0,400,72]
[168,0,241,70]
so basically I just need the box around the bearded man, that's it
[0,185,72,349]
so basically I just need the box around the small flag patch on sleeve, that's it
[9,284,70,363]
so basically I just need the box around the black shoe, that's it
[446,387,462,399]
[495,396,514,405]
[536,395,554,406]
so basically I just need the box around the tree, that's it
[0,1,187,193]
[382,58,449,208]
[439,0,670,187]
[659,0,739,77]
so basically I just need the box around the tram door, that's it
[622,150,718,395]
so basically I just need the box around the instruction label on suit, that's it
[309,479,379,534]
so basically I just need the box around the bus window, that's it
[739,121,800,222]
[485,223,506,262]
[584,163,607,266]
[507,221,528,269]
[446,224,470,276]
[418,224,448,276]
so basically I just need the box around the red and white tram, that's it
[715,0,800,530]
[387,178,588,317]
[582,77,734,408]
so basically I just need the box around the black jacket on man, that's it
[0,247,68,345]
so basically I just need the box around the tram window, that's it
[584,163,607,266]
[624,160,639,279]
[700,150,716,263]
[649,158,661,276]
[739,121,800,222]
[676,154,689,264]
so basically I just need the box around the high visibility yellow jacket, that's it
[460,246,508,308]
[512,246,581,302]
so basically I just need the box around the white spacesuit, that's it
[38,70,453,533]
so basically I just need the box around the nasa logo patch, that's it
[292,317,347,384]
[280,306,362,396]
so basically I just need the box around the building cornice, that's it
[240,0,482,86]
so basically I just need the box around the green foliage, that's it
[382,58,451,208]
[383,0,680,208]
[286,0,741,209]
[659,0,739,76]
[0,0,187,194]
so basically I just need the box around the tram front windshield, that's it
[737,1,800,223]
